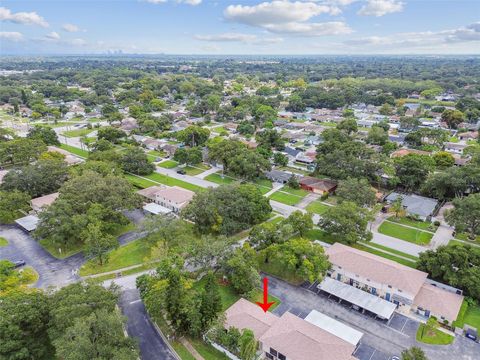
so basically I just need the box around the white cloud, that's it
[344,22,480,51]
[0,7,49,27]
[224,1,350,36]
[62,23,80,32]
[45,31,61,40]
[357,0,403,17]
[225,1,340,26]
[263,21,352,36]
[0,31,24,42]
[195,32,284,45]
[195,33,258,42]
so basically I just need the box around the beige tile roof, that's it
[224,298,277,339]
[224,299,356,360]
[0,170,8,184]
[136,186,165,200]
[413,284,463,321]
[260,312,356,360]
[326,243,428,296]
[155,186,195,205]
[30,192,59,210]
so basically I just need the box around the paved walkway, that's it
[429,224,454,249]
[296,192,321,209]
[180,338,204,360]
[263,183,283,197]
[195,166,219,179]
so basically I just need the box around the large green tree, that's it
[27,126,60,146]
[336,177,376,207]
[394,154,434,190]
[0,190,30,223]
[445,194,480,240]
[319,201,373,244]
[182,184,271,235]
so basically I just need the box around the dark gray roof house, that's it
[384,192,438,220]
[265,169,298,184]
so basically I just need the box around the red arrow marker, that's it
[256,277,275,313]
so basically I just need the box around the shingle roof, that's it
[413,284,463,321]
[385,192,438,218]
[31,192,59,210]
[155,186,195,205]
[326,243,428,296]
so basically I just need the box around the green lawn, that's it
[79,239,152,276]
[253,178,273,195]
[269,186,308,206]
[453,301,480,331]
[378,221,433,245]
[63,128,95,138]
[0,237,8,247]
[306,201,331,215]
[455,232,480,245]
[172,341,196,360]
[148,150,166,158]
[416,324,454,345]
[204,173,236,185]
[39,239,84,259]
[158,160,178,169]
[125,174,158,189]
[303,228,336,244]
[189,338,229,360]
[143,172,203,192]
[386,216,436,232]
[59,143,89,158]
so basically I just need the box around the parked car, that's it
[390,356,400,360]
[176,169,186,175]
[13,260,26,268]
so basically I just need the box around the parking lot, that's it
[353,343,392,360]
[387,313,419,337]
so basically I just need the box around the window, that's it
[266,353,274,360]
[278,353,286,360]
[388,285,392,288]
[270,348,278,357]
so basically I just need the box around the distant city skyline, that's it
[1,0,479,55]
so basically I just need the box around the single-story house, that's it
[299,177,337,195]
[223,298,359,360]
[384,192,438,220]
[30,192,59,213]
[457,131,478,141]
[47,146,84,165]
[265,170,297,184]
[444,142,467,155]
[390,148,431,158]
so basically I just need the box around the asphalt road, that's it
[119,289,177,360]
[0,225,83,288]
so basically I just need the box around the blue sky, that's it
[1,0,479,55]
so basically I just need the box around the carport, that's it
[14,215,40,232]
[318,277,397,320]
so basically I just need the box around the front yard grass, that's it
[306,201,331,214]
[204,173,236,185]
[416,324,454,345]
[189,338,229,360]
[158,160,178,169]
[143,172,203,192]
[79,239,151,276]
[386,216,437,232]
[184,163,210,176]
[453,300,480,331]
[63,128,95,138]
[125,174,158,189]
[59,143,89,158]
[172,341,196,360]
[253,178,273,195]
[455,232,480,245]
[0,237,8,247]
[378,221,433,245]
[269,186,308,206]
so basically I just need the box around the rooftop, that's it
[326,242,428,296]
[413,283,464,321]
[31,192,59,210]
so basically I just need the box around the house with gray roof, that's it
[384,192,438,220]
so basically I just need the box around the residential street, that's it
[119,289,178,360]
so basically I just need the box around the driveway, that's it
[119,289,177,360]
[266,275,480,360]
[0,225,83,288]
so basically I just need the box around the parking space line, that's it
[400,318,408,333]
[368,349,377,360]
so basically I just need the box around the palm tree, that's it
[239,329,258,360]
[391,196,404,218]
